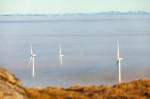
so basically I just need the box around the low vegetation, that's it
[0,67,150,99]
[24,79,150,99]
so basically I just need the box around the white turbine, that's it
[28,42,36,78]
[59,43,64,67]
[116,40,123,83]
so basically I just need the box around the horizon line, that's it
[1,10,150,15]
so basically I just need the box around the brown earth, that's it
[0,67,150,99]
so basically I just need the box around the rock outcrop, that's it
[0,67,29,99]
[0,67,150,99]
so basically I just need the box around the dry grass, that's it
[23,79,150,99]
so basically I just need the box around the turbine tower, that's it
[117,40,123,83]
[28,42,36,78]
[59,43,64,67]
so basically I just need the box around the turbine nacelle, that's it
[60,54,64,57]
[117,57,123,62]
[31,54,36,57]
[118,58,123,60]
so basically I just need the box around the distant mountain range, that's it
[1,11,150,16]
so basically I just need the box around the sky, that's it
[0,0,150,14]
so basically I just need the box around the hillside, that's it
[0,67,150,99]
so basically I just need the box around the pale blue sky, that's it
[0,0,150,14]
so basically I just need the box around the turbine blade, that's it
[115,61,117,67]
[59,43,61,55]
[80,49,83,56]
[30,42,33,55]
[115,60,119,67]
[117,40,119,58]
[59,55,61,60]
[28,57,32,69]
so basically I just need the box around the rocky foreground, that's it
[0,67,150,99]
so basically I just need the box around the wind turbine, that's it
[28,42,36,78]
[116,40,123,83]
[59,43,64,67]
[80,49,83,56]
